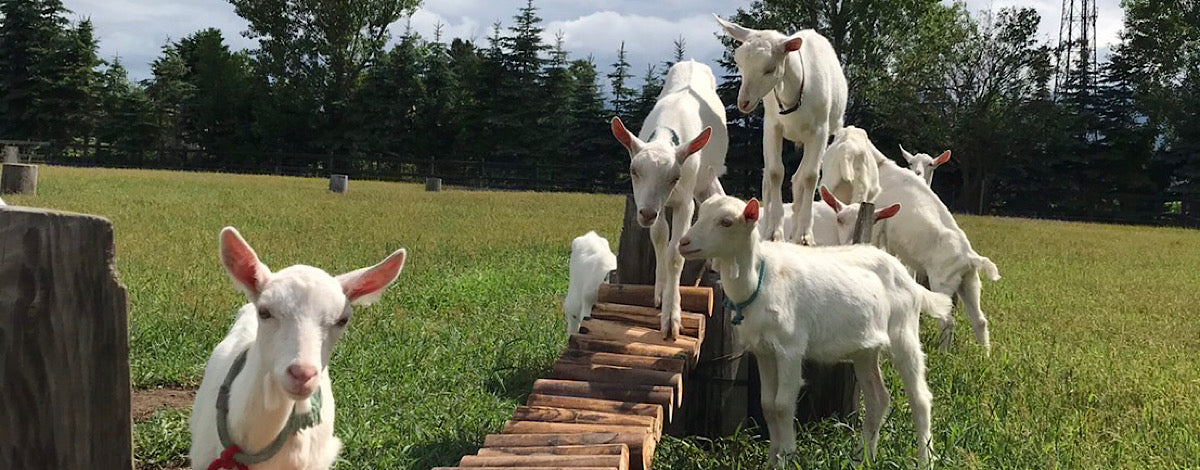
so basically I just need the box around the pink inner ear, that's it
[345,252,405,301]
[744,198,760,222]
[610,117,634,150]
[686,127,712,155]
[221,231,264,293]
[819,186,841,212]
[783,37,803,52]
[934,150,951,166]
[875,203,902,220]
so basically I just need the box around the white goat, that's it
[818,156,1000,352]
[564,231,617,335]
[715,15,848,245]
[819,126,882,205]
[678,196,947,467]
[780,201,839,246]
[190,227,406,470]
[900,145,951,186]
[0,196,5,205]
[610,59,727,339]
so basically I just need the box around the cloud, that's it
[545,11,732,79]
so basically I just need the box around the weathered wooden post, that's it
[0,207,132,469]
[614,195,705,286]
[3,145,17,163]
[329,174,348,193]
[425,177,443,192]
[1,163,37,195]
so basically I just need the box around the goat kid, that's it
[564,231,617,335]
[900,145,951,187]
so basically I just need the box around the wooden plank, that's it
[0,207,131,470]
[529,379,674,420]
[568,335,691,364]
[513,405,659,437]
[477,444,628,457]
[549,363,682,405]
[597,283,712,316]
[435,467,615,470]
[524,394,661,424]
[589,304,705,339]
[558,350,686,375]
[482,433,654,470]
[459,454,626,470]
[578,318,699,360]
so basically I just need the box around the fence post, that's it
[0,207,132,469]
[2,163,37,195]
[3,146,17,163]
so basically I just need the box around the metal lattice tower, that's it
[1056,0,1098,97]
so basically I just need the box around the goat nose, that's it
[639,209,657,220]
[738,100,750,110]
[287,364,318,383]
[679,237,691,246]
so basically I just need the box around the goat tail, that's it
[920,289,954,322]
[973,255,1001,281]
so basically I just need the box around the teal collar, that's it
[215,349,323,465]
[724,258,766,325]
[648,127,680,146]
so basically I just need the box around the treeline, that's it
[0,0,1197,223]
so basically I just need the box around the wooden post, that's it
[425,177,443,192]
[614,195,705,285]
[852,202,876,244]
[329,174,348,193]
[1,163,36,195]
[0,207,132,469]
[684,270,749,438]
[3,145,17,163]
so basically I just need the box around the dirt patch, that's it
[132,386,196,421]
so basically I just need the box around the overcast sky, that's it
[60,0,1124,83]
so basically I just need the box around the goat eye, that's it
[630,169,639,178]
[720,218,733,227]
[764,67,776,75]
[257,308,272,320]
[671,176,680,184]
[335,317,350,327]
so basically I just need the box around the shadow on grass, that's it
[481,338,555,403]
[405,427,485,469]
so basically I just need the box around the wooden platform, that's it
[433,283,713,470]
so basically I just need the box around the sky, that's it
[59,0,1125,83]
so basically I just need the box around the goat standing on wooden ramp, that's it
[564,231,617,334]
[820,151,1000,353]
[715,15,848,245]
[190,227,406,470]
[901,145,952,187]
[678,196,947,467]
[610,60,728,340]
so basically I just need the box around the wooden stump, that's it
[1,163,36,195]
[0,207,132,469]
[614,195,705,285]
[329,174,348,193]
[3,146,17,164]
[425,177,443,192]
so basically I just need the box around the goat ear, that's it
[780,36,803,53]
[610,116,642,155]
[899,144,915,163]
[219,227,271,300]
[874,203,901,221]
[676,127,712,164]
[819,185,842,213]
[743,198,760,223]
[338,248,407,306]
[933,150,951,167]
[714,14,751,42]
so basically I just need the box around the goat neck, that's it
[227,343,304,453]
[718,228,764,302]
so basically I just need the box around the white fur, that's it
[780,202,838,246]
[821,158,1000,352]
[0,196,6,205]
[819,126,882,204]
[679,196,948,467]
[715,15,848,244]
[564,231,617,334]
[610,60,728,338]
[190,228,406,470]
[900,145,951,187]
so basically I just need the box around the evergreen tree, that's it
[630,64,663,131]
[541,32,577,166]
[569,57,619,189]
[95,58,156,160]
[146,43,196,154]
[607,42,635,122]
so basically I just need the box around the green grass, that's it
[8,166,1200,469]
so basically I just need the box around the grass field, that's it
[7,165,1200,469]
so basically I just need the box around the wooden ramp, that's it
[434,283,713,470]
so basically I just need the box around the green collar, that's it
[724,258,766,325]
[215,349,323,465]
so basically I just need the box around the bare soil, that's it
[132,386,196,421]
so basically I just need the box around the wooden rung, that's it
[524,394,662,424]
[512,405,660,437]
[567,335,691,365]
[578,318,699,360]
[437,467,618,470]
[549,363,682,405]
[597,284,712,316]
[459,454,627,470]
[558,350,686,375]
[589,305,704,339]
[482,433,655,470]
[530,379,674,421]
[477,443,628,457]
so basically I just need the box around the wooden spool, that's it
[0,207,132,469]
[481,433,654,470]
[425,177,443,192]
[3,146,17,164]
[1,163,37,195]
[329,174,348,193]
